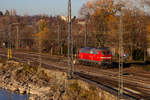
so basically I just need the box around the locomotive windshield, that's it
[101,51,106,55]
[107,51,111,55]
[101,50,111,55]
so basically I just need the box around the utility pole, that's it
[57,24,60,54]
[15,24,20,49]
[8,15,12,59]
[33,21,37,49]
[10,23,20,49]
[38,20,42,67]
[118,7,124,99]
[140,0,146,63]
[58,24,60,45]
[16,25,19,49]
[84,15,89,47]
[67,0,73,79]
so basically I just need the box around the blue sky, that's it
[0,0,86,16]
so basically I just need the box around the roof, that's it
[80,47,110,53]
[80,47,109,50]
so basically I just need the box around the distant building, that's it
[148,34,150,57]
[76,19,85,25]
[61,16,75,22]
[0,11,3,16]
[147,48,150,57]
[61,16,68,21]
[61,16,86,25]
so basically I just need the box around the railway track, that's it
[0,49,150,99]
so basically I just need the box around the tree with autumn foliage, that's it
[80,0,150,60]
[80,0,120,47]
[36,19,48,51]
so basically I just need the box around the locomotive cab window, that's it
[95,51,99,54]
[107,51,111,55]
[101,51,106,55]
[80,49,84,53]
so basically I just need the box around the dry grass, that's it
[143,65,150,71]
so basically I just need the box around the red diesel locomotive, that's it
[78,47,112,66]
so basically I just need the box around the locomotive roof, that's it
[80,47,109,51]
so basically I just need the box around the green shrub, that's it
[69,82,81,92]
[38,70,50,82]
[143,65,150,71]
[80,93,88,99]
[133,49,144,61]
[0,58,7,64]
[23,64,37,74]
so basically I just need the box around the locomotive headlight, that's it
[73,60,76,64]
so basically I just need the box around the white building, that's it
[61,16,75,22]
[147,48,150,57]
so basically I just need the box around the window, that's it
[93,50,99,54]
[101,51,105,55]
[107,51,110,55]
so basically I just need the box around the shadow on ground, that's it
[112,60,150,68]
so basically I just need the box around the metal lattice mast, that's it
[68,0,73,79]
[118,7,124,99]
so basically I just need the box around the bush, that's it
[143,65,150,71]
[69,82,81,92]
[38,70,50,82]
[23,64,37,74]
[133,49,144,61]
